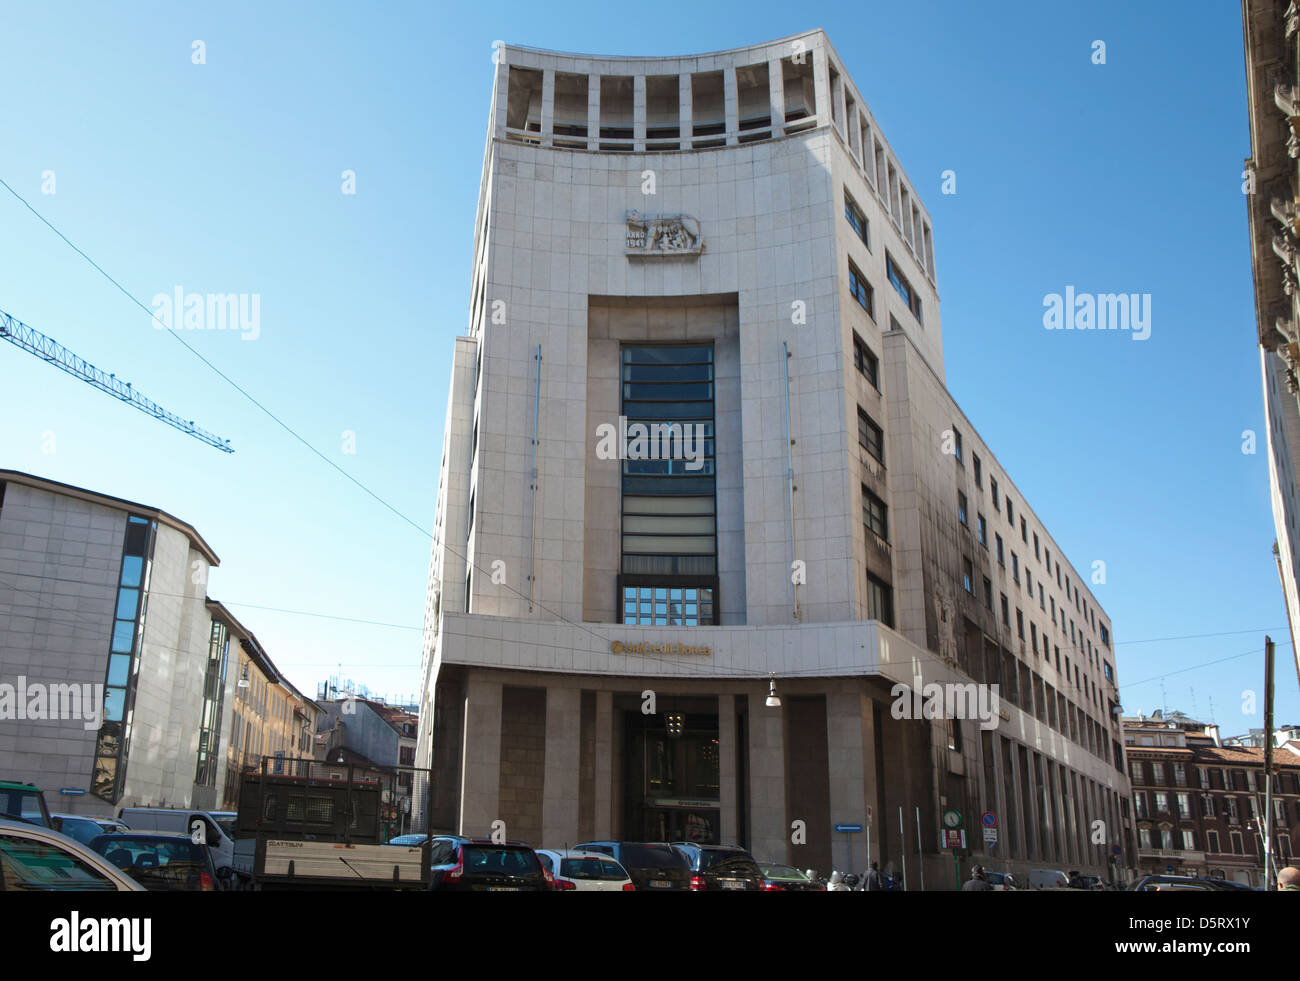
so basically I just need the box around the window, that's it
[0,834,121,891]
[983,576,993,612]
[1206,830,1220,854]
[852,333,879,387]
[1016,609,1024,640]
[973,454,982,488]
[1136,795,1148,820]
[1000,593,1009,628]
[848,260,874,316]
[1100,624,1110,647]
[1033,533,1040,560]
[1038,584,1045,610]
[622,584,714,626]
[886,251,922,322]
[952,427,964,463]
[977,514,987,546]
[1020,517,1027,544]
[1025,569,1032,594]
[866,573,894,627]
[1154,791,1168,813]
[957,491,968,526]
[844,190,870,248]
[1011,553,1020,584]
[1201,793,1215,818]
[1173,764,1186,787]
[862,486,888,541]
[991,478,1000,511]
[1030,623,1038,652]
[962,557,973,593]
[995,534,1004,566]
[857,407,884,464]
[1006,497,1013,526]
[1230,831,1243,855]
[1177,793,1191,818]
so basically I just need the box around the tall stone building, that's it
[416,30,1128,885]
[1245,0,1300,691]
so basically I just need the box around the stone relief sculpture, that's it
[625,210,704,256]
[933,588,958,667]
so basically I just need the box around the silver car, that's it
[535,849,633,891]
[0,818,143,891]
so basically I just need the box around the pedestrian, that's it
[962,863,992,891]
[866,861,883,891]
[1279,866,1300,891]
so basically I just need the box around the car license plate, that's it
[486,886,521,891]
[721,880,743,890]
[650,879,671,888]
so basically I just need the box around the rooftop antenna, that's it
[1189,686,1199,723]
[1159,679,1168,717]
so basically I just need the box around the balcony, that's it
[1139,847,1205,864]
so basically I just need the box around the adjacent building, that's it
[0,469,319,818]
[416,30,1128,886]
[0,470,225,814]
[1244,0,1300,691]
[1124,710,1300,885]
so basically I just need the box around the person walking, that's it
[865,861,883,892]
[961,864,992,891]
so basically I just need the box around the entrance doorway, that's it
[624,709,720,843]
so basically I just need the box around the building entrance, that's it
[624,710,720,843]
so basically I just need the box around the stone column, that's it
[542,686,581,846]
[812,42,831,130]
[593,690,614,837]
[458,672,502,835]
[678,73,692,149]
[718,695,737,844]
[541,69,555,146]
[827,689,868,874]
[723,65,739,146]
[587,73,601,151]
[633,75,647,152]
[748,690,786,864]
[768,56,785,137]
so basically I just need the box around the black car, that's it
[758,863,825,892]
[429,836,551,891]
[573,841,691,891]
[1129,874,1251,892]
[88,832,220,891]
[669,842,764,891]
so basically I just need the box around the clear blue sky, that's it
[2,0,1295,728]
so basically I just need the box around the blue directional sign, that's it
[834,824,863,833]
[59,788,86,796]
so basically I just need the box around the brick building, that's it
[1124,711,1300,886]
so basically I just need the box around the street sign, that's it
[866,806,872,822]
[58,788,86,796]
[981,811,997,829]
[834,824,863,833]
[982,827,998,843]
[941,829,966,850]
[1113,845,1121,855]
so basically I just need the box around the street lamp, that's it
[765,672,781,708]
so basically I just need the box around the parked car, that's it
[89,832,221,892]
[428,836,552,891]
[757,863,825,891]
[985,870,1017,891]
[1130,874,1250,892]
[0,818,143,891]
[669,842,764,891]
[1027,868,1071,889]
[117,807,239,879]
[535,849,634,891]
[1077,874,1107,891]
[573,841,692,891]
[0,781,53,828]
[51,814,129,846]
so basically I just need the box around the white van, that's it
[1027,868,1070,889]
[117,807,241,880]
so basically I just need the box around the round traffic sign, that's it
[981,811,997,829]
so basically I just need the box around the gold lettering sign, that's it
[610,640,712,656]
